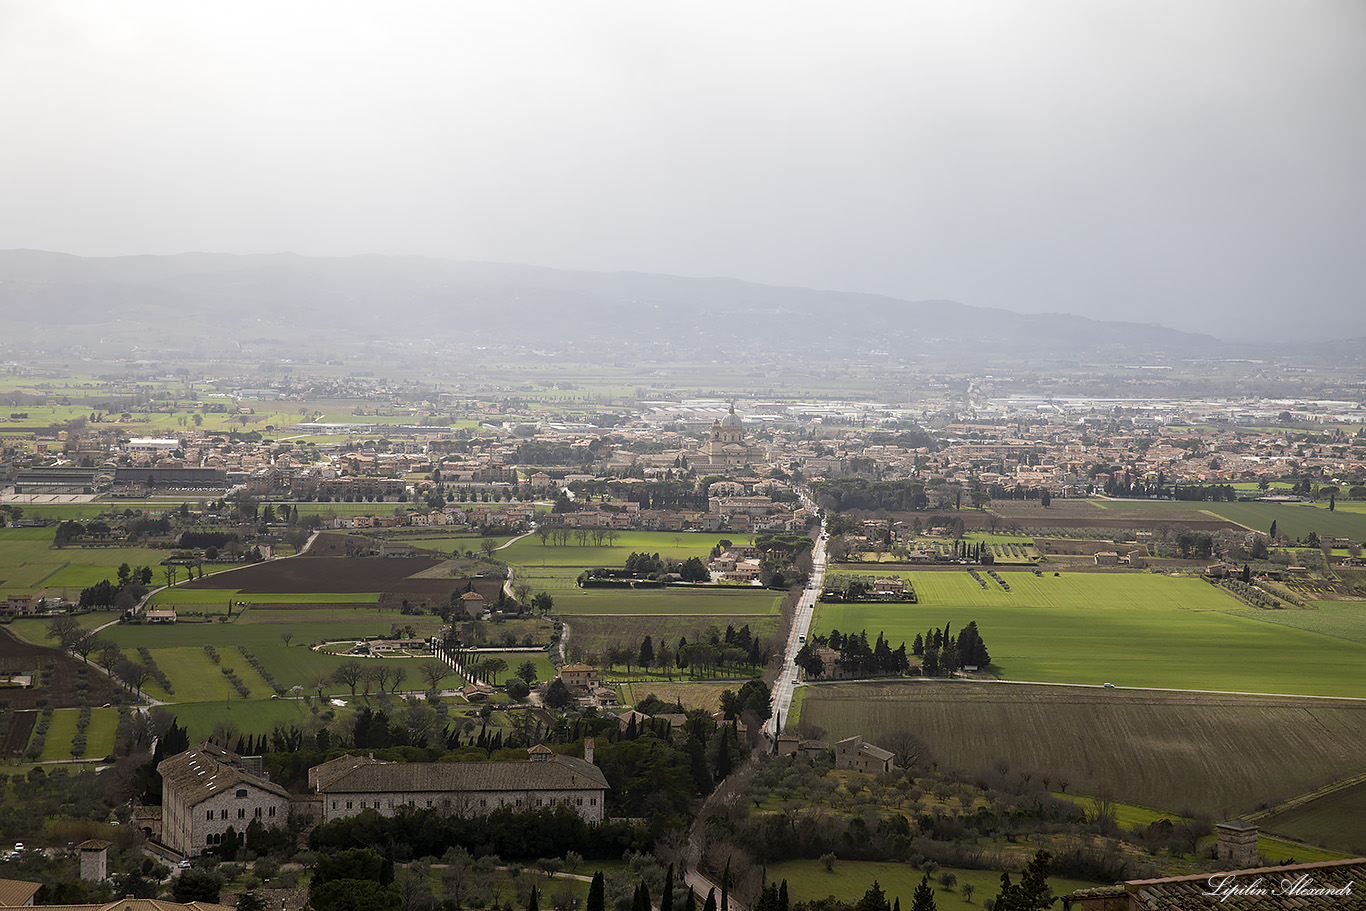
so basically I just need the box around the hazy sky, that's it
[2,1,1363,341]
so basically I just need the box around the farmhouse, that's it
[835,735,895,774]
[158,744,292,856]
[313,744,609,824]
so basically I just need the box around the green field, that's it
[1257,780,1366,854]
[460,651,556,685]
[0,527,173,597]
[160,697,328,744]
[765,858,1096,911]
[547,586,784,617]
[501,532,734,568]
[98,607,446,697]
[1087,499,1366,543]
[35,707,121,760]
[797,681,1366,819]
[1226,601,1366,645]
[813,571,1366,697]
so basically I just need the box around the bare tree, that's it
[115,659,151,697]
[96,639,124,672]
[882,729,935,771]
[332,660,365,696]
[390,665,408,693]
[281,632,294,647]
[420,661,448,691]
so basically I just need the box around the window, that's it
[221,809,228,819]
[359,801,366,809]
[254,807,262,818]
[590,798,597,806]
[346,801,353,810]
[269,806,276,817]
[238,808,245,819]
[480,799,486,808]
[236,788,248,798]
[332,801,337,809]
[206,810,214,820]
[536,798,543,807]
[426,800,433,808]
[576,798,583,806]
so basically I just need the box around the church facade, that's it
[698,405,764,471]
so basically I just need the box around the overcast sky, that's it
[2,1,1362,342]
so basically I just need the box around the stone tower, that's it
[1216,820,1259,868]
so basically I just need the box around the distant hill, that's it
[0,249,1221,361]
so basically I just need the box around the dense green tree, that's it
[587,872,606,911]
[171,870,225,903]
[909,875,937,911]
[993,851,1055,911]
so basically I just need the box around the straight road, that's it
[765,501,827,738]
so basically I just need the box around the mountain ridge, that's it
[0,249,1222,360]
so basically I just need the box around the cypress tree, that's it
[587,873,605,911]
[662,865,674,911]
[721,859,730,911]
[910,875,937,911]
[702,889,717,911]
[685,889,697,911]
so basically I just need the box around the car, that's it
[178,860,192,869]
[1103,682,1116,688]
[798,635,806,643]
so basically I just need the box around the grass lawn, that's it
[83,707,119,757]
[463,651,556,685]
[565,615,779,664]
[9,612,111,644]
[765,858,1097,911]
[502,532,735,568]
[38,709,81,761]
[812,572,1366,697]
[144,647,269,702]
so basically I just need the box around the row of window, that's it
[206,806,277,820]
[331,795,598,811]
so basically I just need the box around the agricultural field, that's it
[1256,780,1366,854]
[1225,601,1366,646]
[764,858,1096,911]
[457,651,557,685]
[98,606,448,698]
[500,531,734,568]
[796,681,1366,821]
[0,526,179,597]
[812,571,1366,697]
[616,681,734,713]
[538,585,784,617]
[34,707,120,761]
[565,615,780,666]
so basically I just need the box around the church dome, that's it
[720,405,743,428]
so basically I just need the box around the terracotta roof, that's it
[1066,858,1366,910]
[24,902,233,911]
[317,755,608,795]
[0,878,41,907]
[76,839,112,850]
[157,746,290,807]
[308,754,384,791]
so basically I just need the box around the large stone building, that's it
[314,745,609,824]
[158,744,292,857]
[698,406,764,471]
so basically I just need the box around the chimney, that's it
[584,738,595,765]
